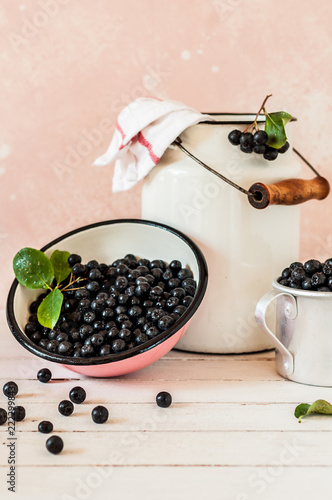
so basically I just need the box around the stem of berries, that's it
[243,94,272,133]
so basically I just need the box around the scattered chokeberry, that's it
[46,435,64,454]
[0,408,7,425]
[156,391,172,408]
[69,387,86,404]
[58,400,74,417]
[38,421,53,434]
[11,406,26,422]
[91,405,109,424]
[37,368,52,383]
[3,381,18,397]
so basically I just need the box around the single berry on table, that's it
[38,421,53,434]
[69,386,86,404]
[37,368,52,383]
[46,435,64,454]
[91,405,109,424]
[156,391,172,408]
[11,406,26,422]
[3,381,18,397]
[0,408,7,425]
[58,400,74,417]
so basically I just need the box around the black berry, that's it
[228,129,242,145]
[263,147,278,161]
[0,408,7,425]
[3,381,18,397]
[38,421,53,434]
[91,405,109,424]
[58,400,74,416]
[46,435,64,454]
[11,406,26,422]
[278,141,290,154]
[37,368,52,383]
[239,132,254,149]
[253,130,268,145]
[69,386,86,404]
[156,391,172,408]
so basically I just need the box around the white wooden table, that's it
[1,309,332,500]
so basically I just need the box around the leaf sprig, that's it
[294,399,332,423]
[13,248,84,329]
[244,94,292,149]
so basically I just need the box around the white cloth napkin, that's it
[93,97,214,192]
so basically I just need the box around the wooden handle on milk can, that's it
[248,176,330,209]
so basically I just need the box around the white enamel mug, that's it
[256,280,332,386]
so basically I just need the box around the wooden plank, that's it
[0,356,282,381]
[0,430,330,467]
[0,401,331,433]
[0,466,331,500]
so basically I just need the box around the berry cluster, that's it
[277,258,332,291]
[24,254,196,358]
[228,129,290,161]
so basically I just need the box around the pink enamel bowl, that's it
[7,219,208,377]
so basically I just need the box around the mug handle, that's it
[255,290,297,376]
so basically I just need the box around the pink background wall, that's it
[1,0,332,305]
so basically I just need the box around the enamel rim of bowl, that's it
[6,219,208,366]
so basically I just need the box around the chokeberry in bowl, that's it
[7,219,208,377]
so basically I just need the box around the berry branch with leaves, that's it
[228,94,292,161]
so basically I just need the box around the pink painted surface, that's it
[1,0,332,307]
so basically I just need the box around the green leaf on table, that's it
[13,248,54,289]
[37,288,63,329]
[265,111,292,149]
[295,400,332,422]
[50,250,71,285]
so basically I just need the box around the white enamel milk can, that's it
[141,114,329,353]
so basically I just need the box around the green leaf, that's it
[13,248,54,290]
[295,400,332,422]
[265,111,292,149]
[37,288,63,329]
[294,404,310,421]
[50,250,71,284]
